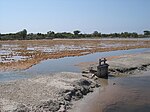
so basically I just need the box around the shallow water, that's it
[0,39,149,63]
[73,71,150,112]
[0,48,150,82]
[27,45,93,53]
[25,48,150,74]
[0,43,94,63]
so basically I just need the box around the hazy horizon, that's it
[0,0,150,34]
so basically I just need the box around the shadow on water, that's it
[0,48,150,82]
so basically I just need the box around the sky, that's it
[0,0,150,34]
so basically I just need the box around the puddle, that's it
[1,44,22,50]
[101,42,145,48]
[0,53,29,63]
[0,50,12,55]
[0,48,149,82]
[0,44,29,63]
[0,44,95,63]
[72,71,150,112]
[27,45,93,53]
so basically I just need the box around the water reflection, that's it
[0,48,150,82]
[97,78,108,87]
[72,71,150,112]
[25,48,150,75]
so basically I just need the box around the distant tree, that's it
[47,31,55,39]
[22,29,27,39]
[93,31,101,37]
[124,32,129,37]
[93,31,98,36]
[111,33,120,37]
[144,30,150,35]
[28,33,34,36]
[0,29,146,40]
[101,34,108,37]
[37,33,42,36]
[36,33,45,39]
[47,31,55,36]
[131,32,138,38]
[73,30,80,35]
[61,32,74,38]
[54,33,65,38]
[120,32,130,37]
[17,29,27,39]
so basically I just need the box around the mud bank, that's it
[108,53,150,75]
[0,72,100,112]
[79,52,150,76]
[0,39,150,71]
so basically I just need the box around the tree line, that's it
[0,29,150,40]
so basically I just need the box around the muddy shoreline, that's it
[0,52,150,111]
[78,52,150,76]
[0,39,150,71]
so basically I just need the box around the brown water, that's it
[72,71,150,112]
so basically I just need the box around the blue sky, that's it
[0,0,150,34]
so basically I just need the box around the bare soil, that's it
[0,39,150,71]
[0,72,99,111]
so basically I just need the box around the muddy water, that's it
[0,48,150,82]
[72,71,150,112]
